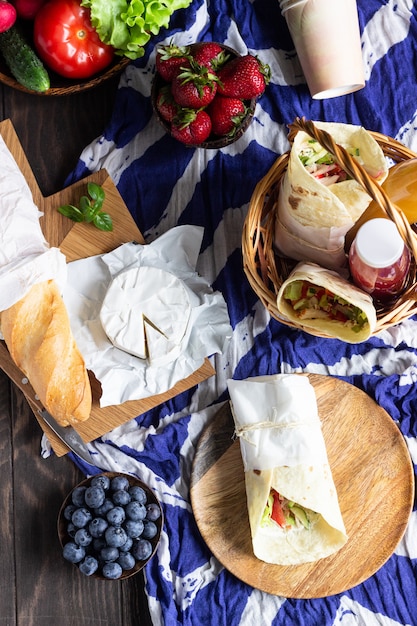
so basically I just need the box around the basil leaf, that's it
[87,182,105,206]
[57,204,84,222]
[93,212,113,232]
[56,183,111,230]
[79,195,92,217]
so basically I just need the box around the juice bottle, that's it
[349,218,410,304]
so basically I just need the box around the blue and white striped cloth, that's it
[66,1,417,624]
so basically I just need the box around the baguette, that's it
[0,279,91,426]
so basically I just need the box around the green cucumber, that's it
[0,26,50,93]
[291,505,310,529]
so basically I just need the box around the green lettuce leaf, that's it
[81,0,193,59]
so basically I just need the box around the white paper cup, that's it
[281,0,365,99]
[279,0,308,11]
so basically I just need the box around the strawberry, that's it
[191,41,229,70]
[171,61,219,108]
[217,54,271,99]
[171,109,212,145]
[155,43,190,82]
[207,95,247,137]
[155,85,179,123]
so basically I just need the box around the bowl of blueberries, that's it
[58,472,163,580]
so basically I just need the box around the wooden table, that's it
[0,76,153,626]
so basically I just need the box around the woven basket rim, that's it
[242,118,417,338]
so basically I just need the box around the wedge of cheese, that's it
[100,266,191,365]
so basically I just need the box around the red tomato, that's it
[270,490,286,528]
[13,0,47,20]
[33,0,114,79]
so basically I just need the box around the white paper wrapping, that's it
[63,225,232,407]
[228,374,328,471]
[0,134,67,313]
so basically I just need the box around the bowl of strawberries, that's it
[152,41,270,149]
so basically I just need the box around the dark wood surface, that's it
[0,77,154,626]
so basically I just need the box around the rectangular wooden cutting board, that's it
[0,119,215,457]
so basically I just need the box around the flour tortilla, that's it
[246,465,348,565]
[274,121,388,270]
[277,262,377,342]
[228,374,348,566]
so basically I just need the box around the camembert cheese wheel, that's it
[100,266,191,365]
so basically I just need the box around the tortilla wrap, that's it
[274,121,388,270]
[228,374,348,566]
[274,216,348,272]
[277,262,377,343]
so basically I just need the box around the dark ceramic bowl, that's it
[58,472,163,580]
[151,43,256,149]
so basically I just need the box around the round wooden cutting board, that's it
[190,374,414,598]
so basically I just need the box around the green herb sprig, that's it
[57,182,113,232]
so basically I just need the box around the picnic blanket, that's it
[63,1,417,624]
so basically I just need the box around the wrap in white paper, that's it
[228,374,327,470]
[228,374,348,565]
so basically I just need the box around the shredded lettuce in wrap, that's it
[298,138,363,186]
[261,489,319,531]
[283,280,369,333]
[81,0,193,59]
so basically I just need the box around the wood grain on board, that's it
[0,119,215,456]
[190,374,414,598]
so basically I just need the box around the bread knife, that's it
[38,409,95,465]
[0,341,94,463]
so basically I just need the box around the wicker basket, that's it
[242,117,417,337]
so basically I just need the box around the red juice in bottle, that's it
[348,218,410,304]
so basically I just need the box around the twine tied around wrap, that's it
[232,405,322,444]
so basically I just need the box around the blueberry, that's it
[66,522,77,539]
[63,475,158,578]
[63,504,77,521]
[100,546,119,563]
[90,475,111,491]
[89,517,108,538]
[128,485,147,504]
[102,561,123,580]
[79,555,99,576]
[142,521,158,540]
[132,538,152,561]
[110,476,130,492]
[94,498,114,517]
[124,519,144,539]
[63,541,85,563]
[112,489,131,506]
[74,527,93,547]
[93,538,106,552]
[106,506,125,526]
[71,486,87,507]
[105,526,128,548]
[72,507,93,529]
[84,485,106,509]
[125,500,146,521]
[119,536,133,553]
[117,552,136,571]
[145,503,161,522]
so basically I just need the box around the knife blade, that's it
[39,409,95,465]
